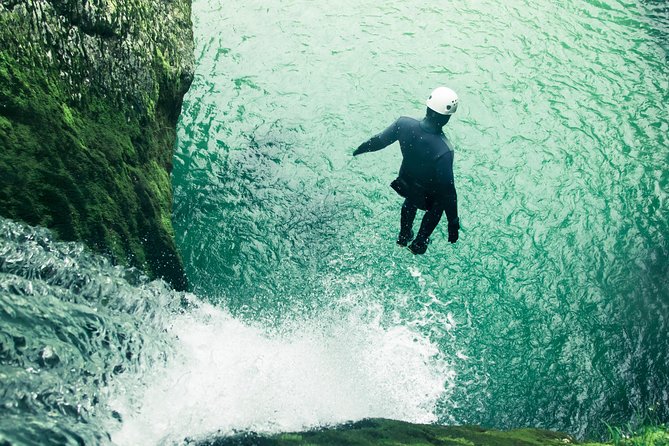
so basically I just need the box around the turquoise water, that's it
[172,0,668,439]
[0,0,668,444]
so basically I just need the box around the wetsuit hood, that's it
[421,108,450,133]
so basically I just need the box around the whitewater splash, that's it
[0,218,454,445]
[111,298,454,445]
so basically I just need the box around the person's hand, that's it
[448,218,460,244]
[353,141,371,156]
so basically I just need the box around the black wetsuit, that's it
[354,116,459,250]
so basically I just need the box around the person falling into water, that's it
[353,87,460,254]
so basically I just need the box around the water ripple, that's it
[173,0,669,439]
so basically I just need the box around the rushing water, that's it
[1,0,668,445]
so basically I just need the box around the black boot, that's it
[396,230,414,247]
[408,237,429,254]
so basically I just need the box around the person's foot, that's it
[408,238,429,254]
[396,230,414,247]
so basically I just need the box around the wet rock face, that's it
[0,0,194,290]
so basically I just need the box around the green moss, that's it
[278,434,304,441]
[195,419,581,446]
[193,420,669,446]
[0,115,10,130]
[0,0,192,290]
[62,103,75,129]
[593,424,669,446]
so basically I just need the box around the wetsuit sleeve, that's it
[434,152,458,223]
[353,119,400,156]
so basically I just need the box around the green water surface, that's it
[173,0,669,439]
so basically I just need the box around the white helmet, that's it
[426,87,459,115]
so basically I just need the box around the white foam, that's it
[110,300,453,445]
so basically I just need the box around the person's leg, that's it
[409,206,443,254]
[397,199,417,246]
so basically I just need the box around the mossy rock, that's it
[192,419,669,446]
[0,0,194,290]
[192,419,582,446]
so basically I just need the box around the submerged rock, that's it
[0,0,194,290]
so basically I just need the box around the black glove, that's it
[352,143,366,156]
[448,218,460,244]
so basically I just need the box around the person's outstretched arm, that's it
[353,119,400,156]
